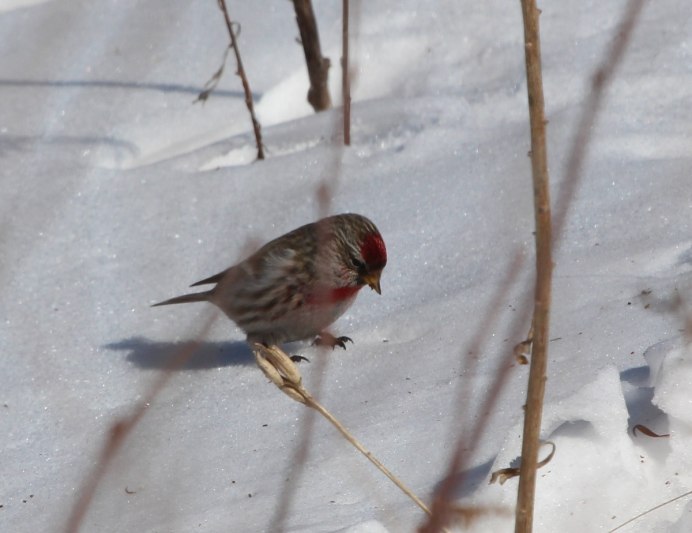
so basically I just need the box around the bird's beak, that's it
[362,272,382,295]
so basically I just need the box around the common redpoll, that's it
[153,213,387,348]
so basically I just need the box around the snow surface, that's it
[2,0,692,532]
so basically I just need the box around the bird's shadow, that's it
[105,336,254,370]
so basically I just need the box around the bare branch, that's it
[292,0,332,112]
[217,0,265,160]
[514,1,645,530]
[253,344,433,519]
[515,0,553,531]
[342,0,351,145]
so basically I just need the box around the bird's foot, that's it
[312,333,353,350]
[290,354,310,363]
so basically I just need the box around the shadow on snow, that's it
[105,336,255,370]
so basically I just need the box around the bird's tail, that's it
[151,290,212,307]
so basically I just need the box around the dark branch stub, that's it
[292,0,332,112]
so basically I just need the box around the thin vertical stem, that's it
[342,0,351,145]
[515,0,552,531]
[292,0,332,112]
[218,0,264,160]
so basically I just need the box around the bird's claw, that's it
[313,333,354,350]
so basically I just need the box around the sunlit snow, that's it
[2,1,692,532]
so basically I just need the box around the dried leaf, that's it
[514,339,531,365]
[632,424,669,438]
[489,441,556,485]
[489,467,518,486]
[195,46,231,103]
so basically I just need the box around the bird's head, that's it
[335,214,387,294]
[352,233,386,294]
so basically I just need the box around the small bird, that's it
[153,213,387,349]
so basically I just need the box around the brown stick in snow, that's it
[292,0,332,112]
[515,0,553,531]
[218,0,265,160]
[342,0,351,145]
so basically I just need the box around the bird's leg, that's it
[313,332,354,350]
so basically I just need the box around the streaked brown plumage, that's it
[153,213,387,346]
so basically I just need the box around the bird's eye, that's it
[351,257,365,270]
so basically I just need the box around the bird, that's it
[153,213,387,350]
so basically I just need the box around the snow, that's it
[2,0,692,532]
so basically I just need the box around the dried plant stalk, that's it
[217,0,265,160]
[342,0,351,145]
[515,1,553,531]
[609,489,692,532]
[253,344,432,518]
[292,0,332,111]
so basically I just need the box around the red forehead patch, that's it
[361,233,387,268]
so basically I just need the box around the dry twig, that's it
[217,0,265,160]
[515,1,553,531]
[341,0,351,145]
[514,1,645,530]
[253,344,432,519]
[292,0,332,112]
[608,489,692,532]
